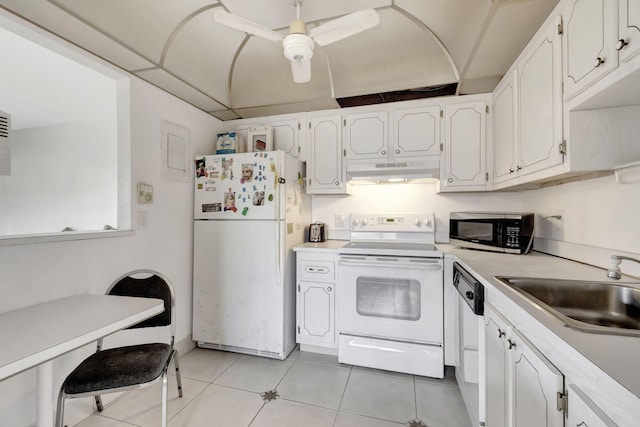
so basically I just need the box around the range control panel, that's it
[350,212,435,233]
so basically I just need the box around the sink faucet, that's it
[607,255,640,279]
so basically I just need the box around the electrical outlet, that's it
[553,211,564,234]
[138,211,148,229]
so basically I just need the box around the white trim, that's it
[0,229,134,247]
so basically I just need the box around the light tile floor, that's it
[74,347,473,427]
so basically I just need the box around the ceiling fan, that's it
[213,1,380,83]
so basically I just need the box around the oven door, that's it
[337,254,443,344]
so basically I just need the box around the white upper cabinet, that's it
[440,100,488,191]
[517,15,564,178]
[343,103,442,162]
[492,70,518,185]
[343,111,389,160]
[492,15,564,189]
[223,113,305,159]
[391,105,441,158]
[306,112,348,195]
[618,0,640,63]
[563,0,619,100]
[269,114,306,160]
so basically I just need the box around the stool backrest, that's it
[107,270,174,330]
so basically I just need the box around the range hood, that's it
[346,156,440,183]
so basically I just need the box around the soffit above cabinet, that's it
[0,0,559,121]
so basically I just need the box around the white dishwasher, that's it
[453,262,485,427]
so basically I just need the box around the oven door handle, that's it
[338,259,443,271]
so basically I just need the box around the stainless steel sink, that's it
[495,277,640,336]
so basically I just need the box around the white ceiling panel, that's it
[1,0,562,119]
[328,9,456,98]
[209,110,241,121]
[1,0,155,70]
[50,0,220,64]
[135,68,227,112]
[163,8,246,106]
[465,0,560,79]
[234,98,340,119]
[394,0,493,78]
[458,76,503,95]
[221,0,392,31]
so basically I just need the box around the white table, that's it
[0,295,164,427]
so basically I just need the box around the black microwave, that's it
[449,212,534,254]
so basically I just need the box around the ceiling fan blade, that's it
[309,9,380,47]
[212,9,283,42]
[290,58,311,84]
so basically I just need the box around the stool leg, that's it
[95,395,104,412]
[54,390,65,427]
[172,350,183,398]
[161,373,168,427]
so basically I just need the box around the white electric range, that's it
[337,212,444,378]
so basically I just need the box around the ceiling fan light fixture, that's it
[288,19,307,35]
[213,2,377,84]
[283,33,314,63]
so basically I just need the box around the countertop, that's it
[293,240,640,422]
[293,240,346,251]
[440,244,640,424]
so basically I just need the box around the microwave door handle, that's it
[338,259,443,271]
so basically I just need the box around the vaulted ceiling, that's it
[0,0,559,120]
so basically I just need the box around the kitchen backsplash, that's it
[523,173,640,278]
[311,174,640,278]
[310,182,523,242]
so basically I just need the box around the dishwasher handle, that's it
[453,262,485,315]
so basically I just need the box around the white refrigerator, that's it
[192,151,310,360]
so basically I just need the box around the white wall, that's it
[523,173,640,277]
[0,76,221,426]
[311,174,640,277]
[3,122,118,234]
[311,183,524,241]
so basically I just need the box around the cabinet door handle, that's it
[516,165,522,171]
[509,168,514,174]
[498,329,505,338]
[616,39,629,51]
[594,57,605,68]
[381,150,386,156]
[327,286,332,292]
[335,180,340,186]
[447,178,453,183]
[507,339,516,350]
[395,149,400,154]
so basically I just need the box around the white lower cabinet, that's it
[296,252,336,349]
[484,303,564,427]
[567,384,618,427]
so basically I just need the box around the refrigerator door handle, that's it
[275,222,281,286]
